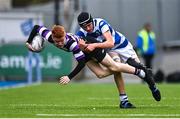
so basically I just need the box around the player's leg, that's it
[86,56,136,108]
[84,48,114,78]
[86,49,140,108]
[86,60,113,78]
[116,42,161,101]
[87,53,145,78]
[86,48,143,77]
[132,52,161,101]
[108,52,135,108]
[100,53,144,75]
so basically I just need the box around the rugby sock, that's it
[135,68,145,79]
[127,58,146,70]
[120,94,128,102]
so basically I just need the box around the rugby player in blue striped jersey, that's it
[76,12,161,108]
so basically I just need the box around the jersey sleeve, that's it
[67,59,86,79]
[65,39,86,61]
[26,25,54,44]
[76,29,86,37]
[68,48,86,80]
[99,20,110,33]
[65,38,86,79]
[26,25,39,43]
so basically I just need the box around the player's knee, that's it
[112,56,121,62]
[95,73,106,79]
[96,74,105,79]
[109,66,119,72]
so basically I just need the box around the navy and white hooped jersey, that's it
[76,18,129,50]
[37,26,85,62]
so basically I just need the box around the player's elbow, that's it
[110,43,114,48]
[107,41,114,48]
[34,25,39,28]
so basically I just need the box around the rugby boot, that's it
[120,101,136,108]
[143,68,161,101]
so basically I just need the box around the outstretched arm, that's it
[59,38,87,85]
[59,59,86,85]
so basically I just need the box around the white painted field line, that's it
[36,113,180,117]
[9,103,115,107]
[9,103,180,108]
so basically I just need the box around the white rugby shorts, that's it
[109,41,138,63]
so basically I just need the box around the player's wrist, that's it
[93,43,100,48]
[67,75,72,80]
[83,44,89,50]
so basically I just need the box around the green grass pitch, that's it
[0,82,179,118]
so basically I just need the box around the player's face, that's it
[52,36,65,48]
[82,22,94,33]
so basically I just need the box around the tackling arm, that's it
[84,31,114,53]
[93,31,114,49]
